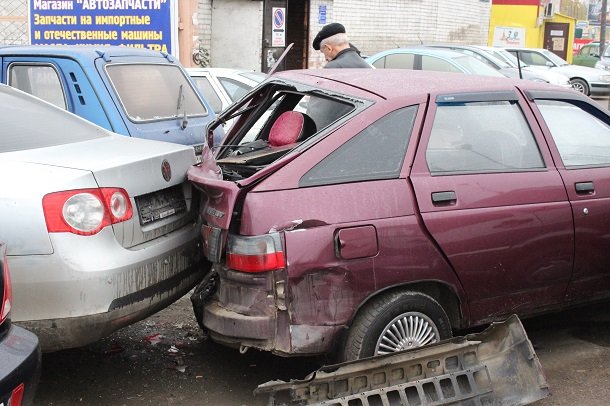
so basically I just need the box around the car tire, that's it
[340,290,452,362]
[571,78,590,95]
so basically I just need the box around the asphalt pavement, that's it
[29,291,610,405]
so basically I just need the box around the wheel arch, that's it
[569,76,588,83]
[569,76,590,94]
[347,280,464,331]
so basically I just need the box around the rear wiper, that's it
[176,84,188,130]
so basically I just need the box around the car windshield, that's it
[604,46,610,58]
[541,49,569,66]
[0,85,107,153]
[106,63,208,122]
[482,53,511,68]
[452,55,506,77]
[487,49,529,68]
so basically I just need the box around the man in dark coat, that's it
[313,23,372,69]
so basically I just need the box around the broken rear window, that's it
[214,83,355,179]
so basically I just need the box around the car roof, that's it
[272,69,552,100]
[187,67,256,75]
[368,47,471,59]
[503,47,546,52]
[426,44,482,51]
[0,45,174,60]
[424,44,511,65]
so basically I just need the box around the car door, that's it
[527,90,610,303]
[409,91,574,325]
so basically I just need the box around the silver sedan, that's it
[0,85,204,351]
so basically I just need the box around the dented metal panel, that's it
[255,315,549,405]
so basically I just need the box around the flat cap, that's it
[313,23,346,50]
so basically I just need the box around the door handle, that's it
[575,181,594,194]
[431,191,457,204]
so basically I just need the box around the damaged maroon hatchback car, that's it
[188,69,610,361]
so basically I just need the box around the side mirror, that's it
[546,61,554,67]
[206,122,215,148]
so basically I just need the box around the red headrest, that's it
[269,111,313,147]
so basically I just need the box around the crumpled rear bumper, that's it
[255,315,549,405]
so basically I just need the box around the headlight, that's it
[599,74,610,81]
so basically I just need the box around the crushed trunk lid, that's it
[255,315,549,405]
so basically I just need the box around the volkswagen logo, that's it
[161,160,172,182]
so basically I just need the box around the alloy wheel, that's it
[374,312,440,355]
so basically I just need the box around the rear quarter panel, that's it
[0,160,97,255]
[241,97,464,328]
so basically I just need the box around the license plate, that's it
[136,185,187,225]
[194,144,204,164]
[202,224,223,262]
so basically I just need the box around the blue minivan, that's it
[0,45,222,159]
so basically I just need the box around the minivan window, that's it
[0,86,106,153]
[536,99,610,167]
[426,101,545,173]
[300,106,417,187]
[8,64,67,109]
[106,64,207,122]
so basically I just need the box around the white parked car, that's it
[0,84,204,351]
[504,47,610,96]
[187,67,265,114]
[461,45,572,89]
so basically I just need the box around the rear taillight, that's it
[1,251,12,324]
[43,188,133,236]
[226,233,285,273]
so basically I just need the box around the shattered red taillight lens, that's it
[226,233,285,273]
[10,383,25,406]
[42,188,133,236]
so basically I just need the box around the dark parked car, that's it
[0,242,41,405]
[188,69,610,361]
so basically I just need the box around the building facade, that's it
[0,0,491,70]
[489,0,576,62]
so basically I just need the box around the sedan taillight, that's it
[43,188,133,236]
[1,250,12,324]
[226,233,285,273]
